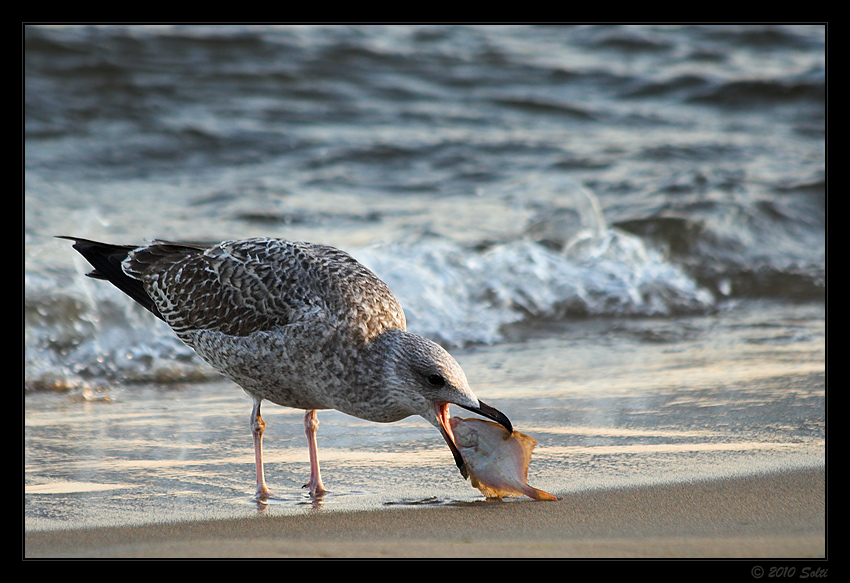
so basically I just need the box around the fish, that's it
[449,417,557,501]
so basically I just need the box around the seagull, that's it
[59,236,512,499]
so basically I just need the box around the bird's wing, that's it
[124,238,406,340]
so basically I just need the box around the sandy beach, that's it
[25,302,825,560]
[25,465,824,559]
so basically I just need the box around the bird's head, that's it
[378,329,512,478]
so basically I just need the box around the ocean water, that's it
[24,24,825,530]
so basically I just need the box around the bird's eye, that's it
[427,374,445,387]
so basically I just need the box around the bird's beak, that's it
[459,400,513,434]
[434,400,513,479]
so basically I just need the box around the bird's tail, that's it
[57,236,165,321]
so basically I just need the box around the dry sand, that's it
[25,465,824,559]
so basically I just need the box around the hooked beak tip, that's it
[461,399,513,434]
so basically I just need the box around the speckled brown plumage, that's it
[60,235,512,498]
[123,238,405,341]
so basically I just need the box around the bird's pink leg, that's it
[303,409,327,497]
[251,397,272,500]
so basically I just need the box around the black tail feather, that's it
[57,236,165,321]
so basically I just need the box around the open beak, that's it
[434,400,513,478]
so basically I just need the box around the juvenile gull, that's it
[59,236,512,499]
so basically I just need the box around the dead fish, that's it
[449,417,557,501]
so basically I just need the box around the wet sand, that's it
[25,465,824,558]
[25,302,825,559]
